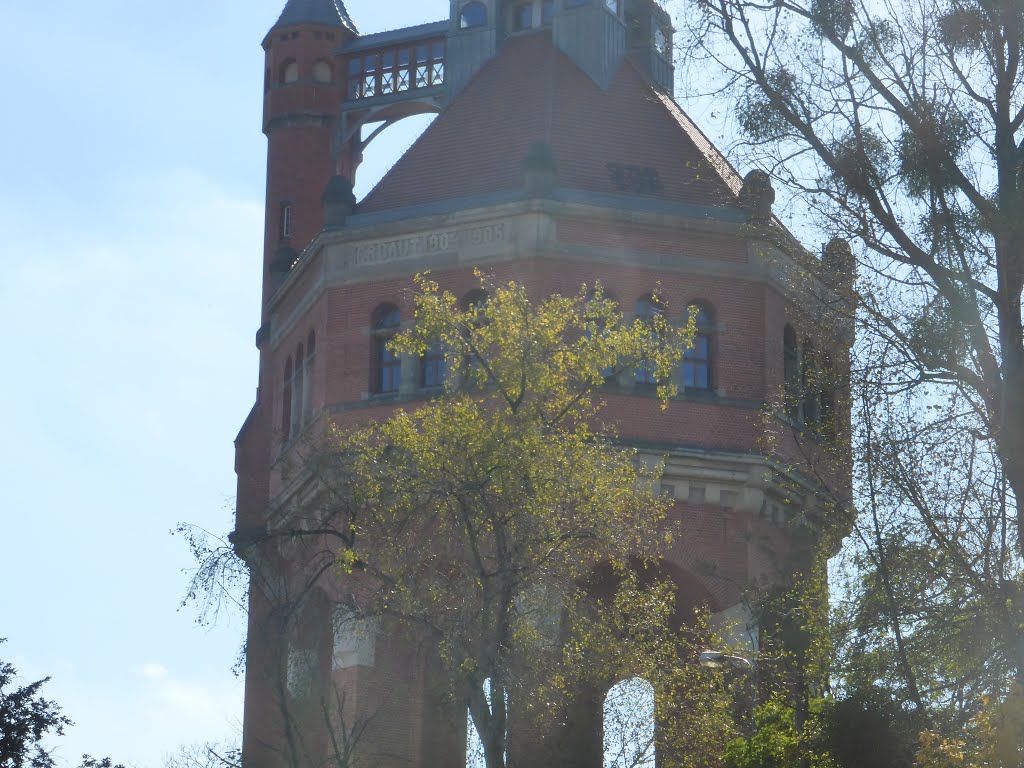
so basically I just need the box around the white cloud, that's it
[139,663,170,681]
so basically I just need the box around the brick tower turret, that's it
[261,0,357,304]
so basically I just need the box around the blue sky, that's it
[0,1,443,765]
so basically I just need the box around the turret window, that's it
[654,27,670,55]
[281,59,299,84]
[281,204,294,240]
[312,59,333,84]
[460,1,488,29]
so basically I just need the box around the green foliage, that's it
[828,128,890,198]
[895,100,972,199]
[0,640,122,768]
[739,69,800,143]
[810,0,853,39]
[724,698,835,768]
[308,276,698,768]
[816,689,920,768]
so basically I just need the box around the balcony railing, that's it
[345,38,446,101]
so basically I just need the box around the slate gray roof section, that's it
[273,0,357,32]
[341,20,448,53]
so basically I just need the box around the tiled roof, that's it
[273,0,356,32]
[359,32,744,215]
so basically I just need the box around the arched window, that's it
[783,324,801,422]
[603,678,656,768]
[372,305,402,394]
[820,352,836,426]
[312,59,333,84]
[282,357,293,439]
[421,342,448,389]
[802,340,820,425]
[292,343,305,436]
[683,303,713,391]
[634,295,664,385]
[584,289,617,381]
[303,331,316,424]
[459,1,487,28]
[281,59,299,84]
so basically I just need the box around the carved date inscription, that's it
[350,223,506,268]
[607,163,664,195]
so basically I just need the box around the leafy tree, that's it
[161,741,241,768]
[673,0,1024,747]
[187,277,755,768]
[285,276,698,768]
[0,640,122,768]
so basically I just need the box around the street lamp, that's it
[698,650,754,672]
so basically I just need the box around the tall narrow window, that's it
[281,204,294,240]
[802,340,820,425]
[634,295,664,385]
[820,352,836,427]
[372,305,402,394]
[421,342,448,389]
[303,331,316,424]
[783,325,801,422]
[292,344,305,437]
[282,357,293,440]
[683,304,713,391]
[603,678,656,768]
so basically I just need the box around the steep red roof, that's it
[358,32,743,214]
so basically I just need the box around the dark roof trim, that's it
[340,20,448,53]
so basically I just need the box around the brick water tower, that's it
[231,1,850,766]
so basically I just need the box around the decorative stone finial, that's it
[322,175,357,229]
[739,169,775,221]
[822,237,856,290]
[522,141,558,197]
